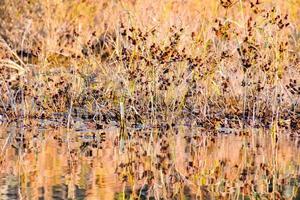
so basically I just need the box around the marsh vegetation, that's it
[0,0,300,199]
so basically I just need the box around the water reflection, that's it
[0,124,300,199]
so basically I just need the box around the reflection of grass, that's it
[1,127,300,199]
[114,128,300,199]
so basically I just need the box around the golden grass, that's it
[0,1,299,132]
[0,1,298,199]
[0,1,298,129]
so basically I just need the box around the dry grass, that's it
[0,0,299,131]
[0,2,300,198]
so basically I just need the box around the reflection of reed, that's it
[0,126,300,199]
[0,126,121,199]
[0,173,19,200]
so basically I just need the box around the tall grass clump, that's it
[0,0,298,131]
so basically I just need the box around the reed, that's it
[0,1,299,198]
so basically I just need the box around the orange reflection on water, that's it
[0,125,300,199]
[0,126,122,200]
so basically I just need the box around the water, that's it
[0,124,300,199]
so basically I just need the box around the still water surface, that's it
[0,124,300,199]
